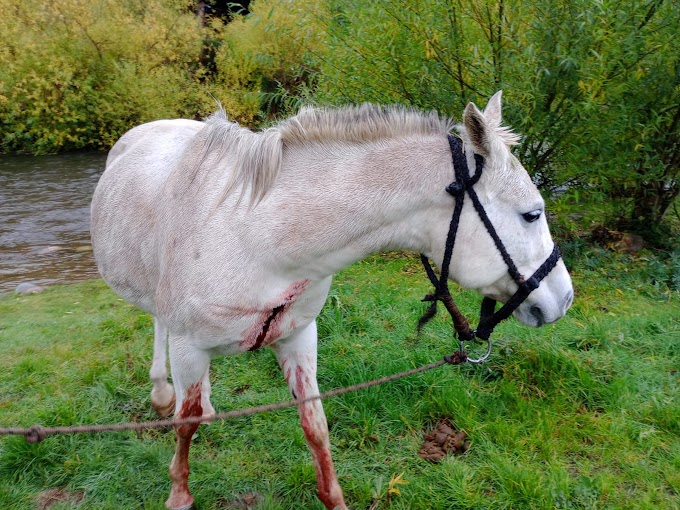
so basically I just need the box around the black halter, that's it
[419,135,562,362]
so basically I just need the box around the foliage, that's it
[313,0,679,241]
[0,0,328,152]
[540,0,680,234]
[0,0,215,154]
[210,0,327,124]
[1,0,677,244]
[0,251,678,509]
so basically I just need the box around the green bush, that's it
[210,0,327,124]
[312,0,679,242]
[0,0,214,154]
[0,0,677,247]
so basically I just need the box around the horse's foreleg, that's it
[165,337,210,510]
[272,322,348,510]
[150,318,175,417]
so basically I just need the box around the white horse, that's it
[91,91,573,510]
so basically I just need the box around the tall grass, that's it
[0,250,677,509]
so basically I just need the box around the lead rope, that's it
[0,351,468,443]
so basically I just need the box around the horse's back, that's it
[91,119,204,314]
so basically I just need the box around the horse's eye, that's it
[522,210,542,223]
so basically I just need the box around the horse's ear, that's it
[464,91,519,154]
[483,90,503,128]
[463,101,490,157]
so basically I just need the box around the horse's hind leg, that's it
[150,317,175,417]
[165,335,211,510]
[272,322,348,510]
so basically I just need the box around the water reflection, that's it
[0,152,107,293]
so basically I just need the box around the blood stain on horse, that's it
[248,303,285,351]
[293,365,340,506]
[166,382,203,510]
[240,279,310,351]
[294,366,308,402]
[177,382,202,435]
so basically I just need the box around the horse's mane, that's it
[203,104,454,205]
[201,104,455,205]
[279,104,455,145]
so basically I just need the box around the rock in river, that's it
[15,282,46,295]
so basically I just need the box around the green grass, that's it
[0,250,678,510]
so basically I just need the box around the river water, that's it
[0,152,107,293]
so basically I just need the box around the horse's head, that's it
[447,91,573,327]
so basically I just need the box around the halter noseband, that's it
[419,134,562,363]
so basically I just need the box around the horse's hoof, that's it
[165,498,196,510]
[152,392,176,417]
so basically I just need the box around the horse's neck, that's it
[249,136,453,278]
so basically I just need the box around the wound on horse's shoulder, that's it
[249,304,286,351]
[241,279,311,351]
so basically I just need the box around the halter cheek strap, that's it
[419,135,563,362]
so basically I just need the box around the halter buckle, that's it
[459,332,492,364]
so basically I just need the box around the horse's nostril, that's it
[563,289,574,310]
[530,305,545,326]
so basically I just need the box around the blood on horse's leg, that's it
[296,372,346,509]
[165,341,209,510]
[273,324,348,510]
[166,382,202,510]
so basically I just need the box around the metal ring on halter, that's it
[459,333,493,364]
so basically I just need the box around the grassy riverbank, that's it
[0,251,678,509]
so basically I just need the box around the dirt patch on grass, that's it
[418,419,470,462]
[36,488,84,509]
[217,492,263,509]
[231,384,251,395]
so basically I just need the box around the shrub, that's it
[312,0,679,242]
[0,0,214,154]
